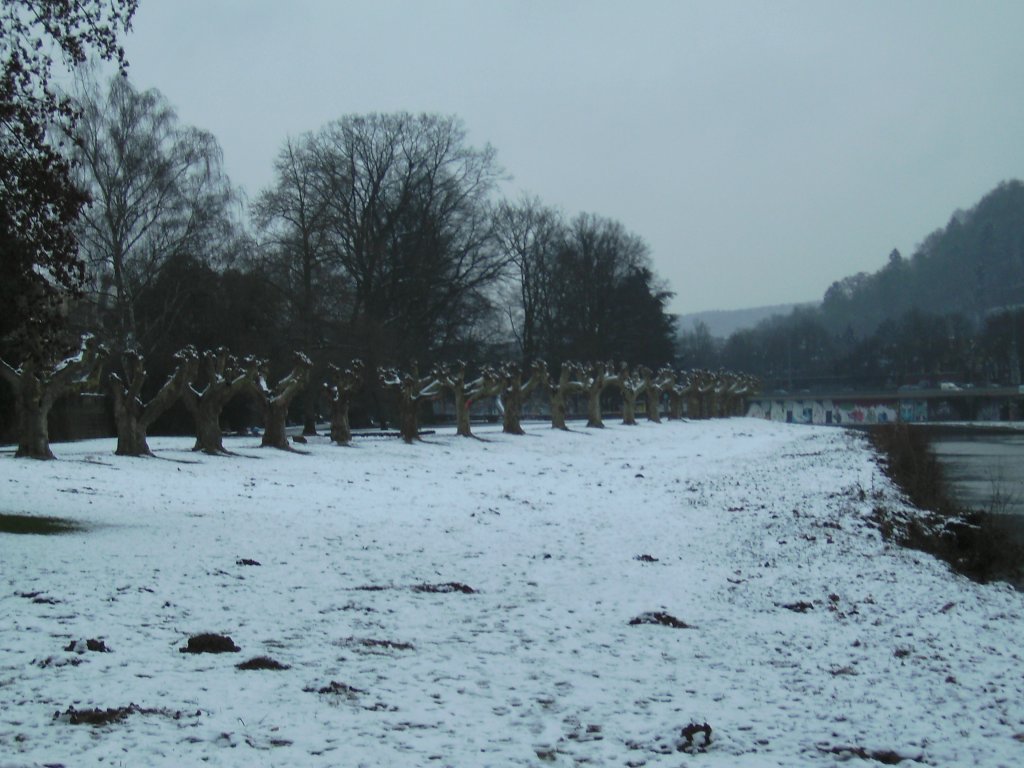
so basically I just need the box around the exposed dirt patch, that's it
[18,591,60,605]
[629,612,693,629]
[179,633,240,654]
[307,681,366,696]
[64,638,111,653]
[778,601,814,613]
[817,744,923,763]
[236,655,289,670]
[338,636,414,653]
[411,581,476,594]
[54,704,201,726]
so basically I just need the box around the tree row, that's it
[0,338,757,459]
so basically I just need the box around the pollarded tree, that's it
[180,348,260,455]
[643,366,675,423]
[0,335,107,459]
[250,352,311,451]
[549,362,584,431]
[109,347,196,456]
[583,362,621,429]
[501,360,548,435]
[658,368,685,421]
[379,363,439,444]
[69,74,240,351]
[617,364,646,426]
[0,1,136,360]
[433,362,500,438]
[326,360,364,445]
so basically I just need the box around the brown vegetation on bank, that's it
[870,423,1023,588]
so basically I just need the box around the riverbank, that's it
[2,420,1022,766]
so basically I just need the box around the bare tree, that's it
[326,360,364,445]
[583,362,621,429]
[494,196,564,364]
[549,362,584,430]
[433,362,500,438]
[180,348,259,455]
[313,113,507,365]
[250,352,311,450]
[253,135,339,434]
[69,74,239,351]
[109,347,195,456]
[617,364,646,426]
[379,363,438,444]
[501,360,547,435]
[0,335,107,459]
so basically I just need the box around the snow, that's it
[1,419,1022,767]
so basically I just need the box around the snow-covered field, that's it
[1,419,1022,767]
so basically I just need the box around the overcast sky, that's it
[117,0,1024,315]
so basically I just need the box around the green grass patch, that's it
[0,513,85,536]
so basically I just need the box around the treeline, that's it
[1,335,756,459]
[680,181,1024,391]
[0,74,677,437]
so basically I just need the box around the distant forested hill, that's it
[819,180,1024,336]
[682,180,1024,390]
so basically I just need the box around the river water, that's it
[929,430,1024,517]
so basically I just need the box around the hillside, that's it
[820,180,1024,336]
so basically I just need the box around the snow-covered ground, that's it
[1,419,1021,767]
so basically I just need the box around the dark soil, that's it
[411,582,477,594]
[54,704,201,726]
[342,637,414,652]
[236,655,289,670]
[818,744,923,764]
[778,601,814,613]
[179,633,240,654]
[308,681,366,696]
[629,612,693,629]
[64,638,111,653]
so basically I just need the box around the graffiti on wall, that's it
[746,399,902,425]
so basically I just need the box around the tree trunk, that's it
[668,390,684,420]
[551,389,568,430]
[399,384,418,444]
[454,388,472,437]
[622,389,638,425]
[261,398,292,449]
[191,396,229,454]
[502,368,526,436]
[645,388,662,423]
[111,391,150,456]
[330,392,353,444]
[16,393,54,460]
[302,387,318,436]
[586,384,604,428]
